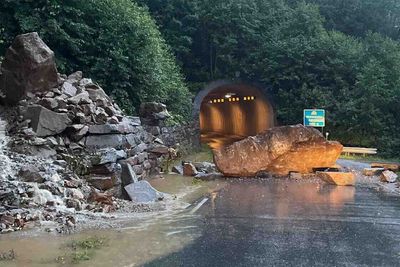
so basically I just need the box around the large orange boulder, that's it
[213,124,343,176]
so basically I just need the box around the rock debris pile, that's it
[0,32,177,234]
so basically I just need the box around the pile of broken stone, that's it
[363,163,399,183]
[0,33,174,234]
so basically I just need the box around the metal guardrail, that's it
[342,147,377,156]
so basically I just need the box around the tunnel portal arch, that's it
[193,80,275,148]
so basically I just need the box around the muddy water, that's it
[0,175,226,267]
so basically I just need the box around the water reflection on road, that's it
[145,178,400,267]
[1,176,400,266]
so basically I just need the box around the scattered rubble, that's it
[380,170,398,183]
[0,32,193,234]
[370,162,400,172]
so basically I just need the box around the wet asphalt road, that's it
[145,177,400,267]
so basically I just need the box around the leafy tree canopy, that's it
[0,0,191,120]
[140,0,400,156]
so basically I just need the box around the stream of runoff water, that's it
[0,116,16,181]
[0,175,225,267]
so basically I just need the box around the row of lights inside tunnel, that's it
[209,96,256,104]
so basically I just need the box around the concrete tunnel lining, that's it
[194,80,275,147]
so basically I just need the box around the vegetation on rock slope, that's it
[0,0,191,121]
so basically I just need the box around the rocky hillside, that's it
[0,32,185,234]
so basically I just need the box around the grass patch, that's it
[192,178,204,185]
[56,236,108,265]
[70,236,108,250]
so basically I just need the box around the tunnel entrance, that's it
[195,81,275,149]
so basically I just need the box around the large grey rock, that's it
[61,82,77,97]
[86,88,111,102]
[66,71,82,85]
[119,161,139,186]
[0,32,58,104]
[87,121,139,135]
[67,91,91,105]
[38,98,58,110]
[23,105,71,136]
[139,102,170,126]
[146,144,169,155]
[124,181,164,203]
[91,148,127,165]
[85,134,124,149]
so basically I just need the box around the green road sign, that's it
[304,109,325,127]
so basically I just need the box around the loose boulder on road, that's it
[213,125,343,176]
[317,171,355,186]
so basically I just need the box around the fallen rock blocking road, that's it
[213,125,343,176]
[317,172,355,186]
[380,170,398,183]
[371,162,400,172]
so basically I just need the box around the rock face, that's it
[213,125,343,176]
[317,172,355,186]
[0,32,58,104]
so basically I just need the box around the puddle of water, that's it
[0,174,225,267]
[149,174,227,204]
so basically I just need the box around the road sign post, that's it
[303,109,325,128]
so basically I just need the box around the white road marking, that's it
[190,198,208,214]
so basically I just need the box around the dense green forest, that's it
[1,0,400,156]
[0,0,191,120]
[139,0,400,156]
